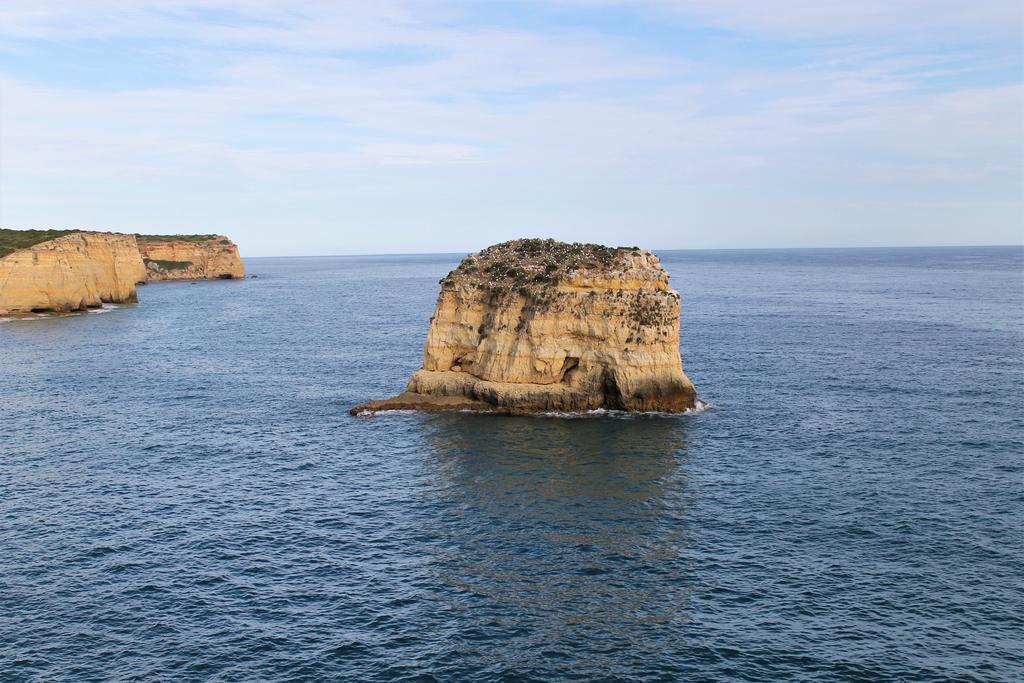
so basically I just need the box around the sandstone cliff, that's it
[138,235,245,280]
[352,239,697,414]
[0,232,146,315]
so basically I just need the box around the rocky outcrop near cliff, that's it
[138,235,246,281]
[138,235,245,280]
[0,232,146,315]
[352,239,697,414]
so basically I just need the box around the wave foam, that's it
[528,399,711,419]
[355,399,712,419]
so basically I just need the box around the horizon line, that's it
[241,243,1024,259]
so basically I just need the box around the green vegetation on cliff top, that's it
[0,228,225,259]
[439,238,673,330]
[443,238,643,289]
[0,229,78,258]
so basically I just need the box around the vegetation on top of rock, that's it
[136,234,222,243]
[0,229,78,258]
[1,228,229,259]
[441,239,643,290]
[144,258,193,271]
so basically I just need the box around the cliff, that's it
[352,239,697,414]
[0,232,146,315]
[137,235,245,280]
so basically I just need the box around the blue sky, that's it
[0,1,1020,256]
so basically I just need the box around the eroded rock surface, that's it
[0,232,146,315]
[138,235,245,280]
[352,239,697,414]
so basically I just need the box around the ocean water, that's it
[1,246,1021,682]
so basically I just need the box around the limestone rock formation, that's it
[0,232,146,316]
[138,235,245,280]
[352,239,697,414]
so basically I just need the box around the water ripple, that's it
[1,247,1022,681]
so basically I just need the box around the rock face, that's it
[352,239,697,414]
[0,232,147,315]
[138,236,245,280]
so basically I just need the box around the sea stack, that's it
[352,238,697,414]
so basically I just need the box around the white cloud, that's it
[587,0,1023,39]
[0,1,1020,251]
[361,143,479,165]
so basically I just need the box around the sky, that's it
[0,1,1021,256]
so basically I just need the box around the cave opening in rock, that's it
[602,370,625,410]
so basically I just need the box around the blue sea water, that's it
[1,246,1022,681]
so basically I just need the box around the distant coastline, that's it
[0,229,245,317]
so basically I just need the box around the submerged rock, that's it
[352,238,697,414]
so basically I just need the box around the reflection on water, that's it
[415,414,696,675]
